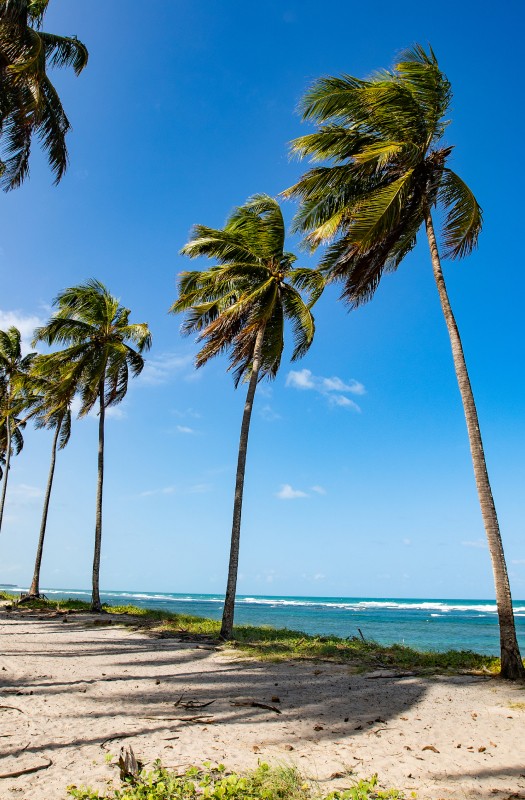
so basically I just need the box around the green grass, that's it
[67,761,404,800]
[1,590,501,674]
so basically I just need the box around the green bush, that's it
[67,762,403,800]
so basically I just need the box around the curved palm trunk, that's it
[0,416,12,533]
[28,420,62,598]
[91,383,105,612]
[220,325,266,640]
[425,208,525,680]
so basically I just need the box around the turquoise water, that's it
[6,586,525,656]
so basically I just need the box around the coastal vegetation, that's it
[32,281,152,611]
[173,195,319,640]
[284,45,524,680]
[0,0,522,685]
[0,591,500,674]
[67,761,402,800]
[0,0,88,189]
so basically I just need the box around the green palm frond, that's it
[174,195,316,385]
[438,168,482,259]
[347,168,415,248]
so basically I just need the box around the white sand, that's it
[0,609,524,799]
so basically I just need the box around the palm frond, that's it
[439,168,482,258]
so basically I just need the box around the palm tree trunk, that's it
[220,325,266,640]
[91,382,105,612]
[0,416,12,533]
[424,207,525,680]
[28,420,61,598]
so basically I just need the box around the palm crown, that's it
[0,0,88,189]
[172,194,319,385]
[33,279,152,413]
[285,45,482,305]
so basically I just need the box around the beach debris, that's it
[142,714,215,723]
[230,700,281,715]
[422,745,440,753]
[365,670,414,679]
[357,628,367,642]
[118,746,140,780]
[271,696,280,703]
[354,724,363,730]
[174,695,215,710]
[284,744,294,751]
[313,725,324,731]
[0,705,24,714]
[472,712,478,719]
[0,757,52,779]
[252,745,261,753]
[478,746,486,752]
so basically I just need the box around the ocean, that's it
[5,586,525,655]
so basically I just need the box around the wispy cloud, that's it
[461,539,487,549]
[0,309,46,354]
[139,352,194,386]
[9,484,43,504]
[276,484,308,500]
[176,425,195,434]
[310,485,327,495]
[140,483,212,498]
[259,404,281,422]
[286,368,364,411]
[512,559,525,565]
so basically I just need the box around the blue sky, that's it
[1,0,524,600]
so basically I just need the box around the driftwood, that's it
[0,757,52,779]
[0,705,24,713]
[174,695,215,710]
[118,746,139,781]
[141,714,215,723]
[230,700,281,715]
[100,733,137,749]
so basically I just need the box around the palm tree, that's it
[23,359,73,598]
[172,194,320,639]
[285,45,524,680]
[0,0,88,189]
[33,280,152,611]
[0,326,35,531]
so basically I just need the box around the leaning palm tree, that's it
[0,326,36,531]
[22,359,74,598]
[0,0,88,189]
[172,194,320,639]
[33,280,152,611]
[285,45,524,679]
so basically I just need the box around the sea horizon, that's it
[3,584,524,656]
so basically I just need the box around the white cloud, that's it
[512,559,525,565]
[9,484,43,504]
[286,368,364,411]
[286,369,315,390]
[0,309,46,354]
[139,352,194,386]
[328,394,361,411]
[461,539,487,549]
[276,483,308,500]
[310,485,327,495]
[259,404,281,421]
[106,406,126,420]
[176,425,195,434]
[322,377,365,395]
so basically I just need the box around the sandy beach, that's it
[0,609,524,800]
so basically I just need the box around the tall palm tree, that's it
[23,359,73,598]
[0,0,88,189]
[285,45,524,680]
[172,194,320,639]
[0,326,35,531]
[33,280,152,611]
